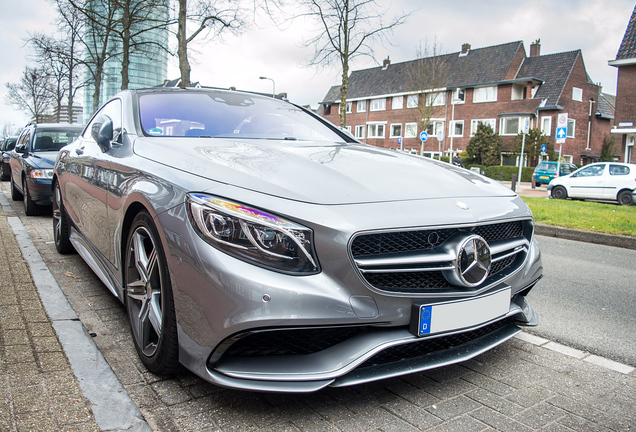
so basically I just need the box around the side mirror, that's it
[91,115,113,152]
[14,144,26,154]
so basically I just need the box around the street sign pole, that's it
[556,113,568,179]
[516,118,530,192]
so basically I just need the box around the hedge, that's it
[465,164,535,182]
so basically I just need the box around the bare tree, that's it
[406,40,450,154]
[67,0,170,91]
[175,0,244,88]
[300,0,410,127]
[28,34,68,122]
[5,67,54,123]
[28,17,86,124]
[61,0,117,114]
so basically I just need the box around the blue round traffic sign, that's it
[419,131,428,142]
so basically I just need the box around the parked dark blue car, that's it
[9,123,82,215]
[1,136,18,180]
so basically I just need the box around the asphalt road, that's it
[527,235,636,367]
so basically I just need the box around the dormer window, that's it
[473,86,497,103]
[452,89,465,104]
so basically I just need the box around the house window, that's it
[452,89,465,104]
[392,96,403,110]
[324,104,331,115]
[390,124,402,138]
[501,117,520,135]
[450,120,464,137]
[370,98,386,111]
[345,102,352,113]
[426,92,445,106]
[357,101,366,112]
[470,119,496,136]
[404,123,417,138]
[407,95,419,108]
[572,87,583,102]
[567,119,576,138]
[354,125,365,138]
[367,123,385,138]
[541,116,552,136]
[345,125,351,133]
[426,120,445,137]
[473,86,497,103]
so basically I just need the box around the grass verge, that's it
[521,197,636,237]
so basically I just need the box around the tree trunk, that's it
[93,60,103,113]
[121,0,131,90]
[177,0,191,88]
[339,62,348,128]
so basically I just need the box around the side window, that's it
[84,99,123,143]
[609,165,630,176]
[22,131,32,151]
[578,164,605,177]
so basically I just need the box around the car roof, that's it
[28,123,84,130]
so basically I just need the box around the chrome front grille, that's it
[350,220,532,296]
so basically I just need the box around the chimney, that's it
[461,43,471,55]
[530,39,541,57]
[382,56,391,70]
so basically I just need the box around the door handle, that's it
[75,147,84,155]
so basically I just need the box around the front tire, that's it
[52,181,74,254]
[124,211,179,374]
[552,186,567,200]
[11,177,23,201]
[22,178,40,216]
[617,190,633,206]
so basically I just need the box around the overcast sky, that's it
[0,0,634,134]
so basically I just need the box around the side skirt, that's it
[69,228,124,302]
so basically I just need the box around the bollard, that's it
[511,174,517,192]
[531,173,536,189]
[499,171,503,181]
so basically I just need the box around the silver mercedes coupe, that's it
[53,88,542,392]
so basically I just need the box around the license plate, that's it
[540,176,549,180]
[412,288,511,337]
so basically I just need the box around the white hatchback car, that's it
[547,162,636,205]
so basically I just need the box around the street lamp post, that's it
[259,76,275,97]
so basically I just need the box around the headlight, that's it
[186,193,319,274]
[29,169,54,179]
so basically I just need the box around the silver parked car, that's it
[53,88,542,392]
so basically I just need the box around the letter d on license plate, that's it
[410,288,511,337]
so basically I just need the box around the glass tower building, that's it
[84,0,169,120]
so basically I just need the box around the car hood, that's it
[26,151,58,169]
[134,138,516,205]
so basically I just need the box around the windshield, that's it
[536,163,556,173]
[139,91,346,142]
[33,129,81,152]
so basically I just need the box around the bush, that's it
[482,166,535,182]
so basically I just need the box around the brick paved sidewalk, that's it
[0,208,99,431]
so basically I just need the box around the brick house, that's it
[320,40,614,167]
[609,5,636,163]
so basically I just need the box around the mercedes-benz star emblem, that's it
[443,234,491,288]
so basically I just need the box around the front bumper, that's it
[206,292,538,392]
[26,177,53,205]
[160,196,543,392]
